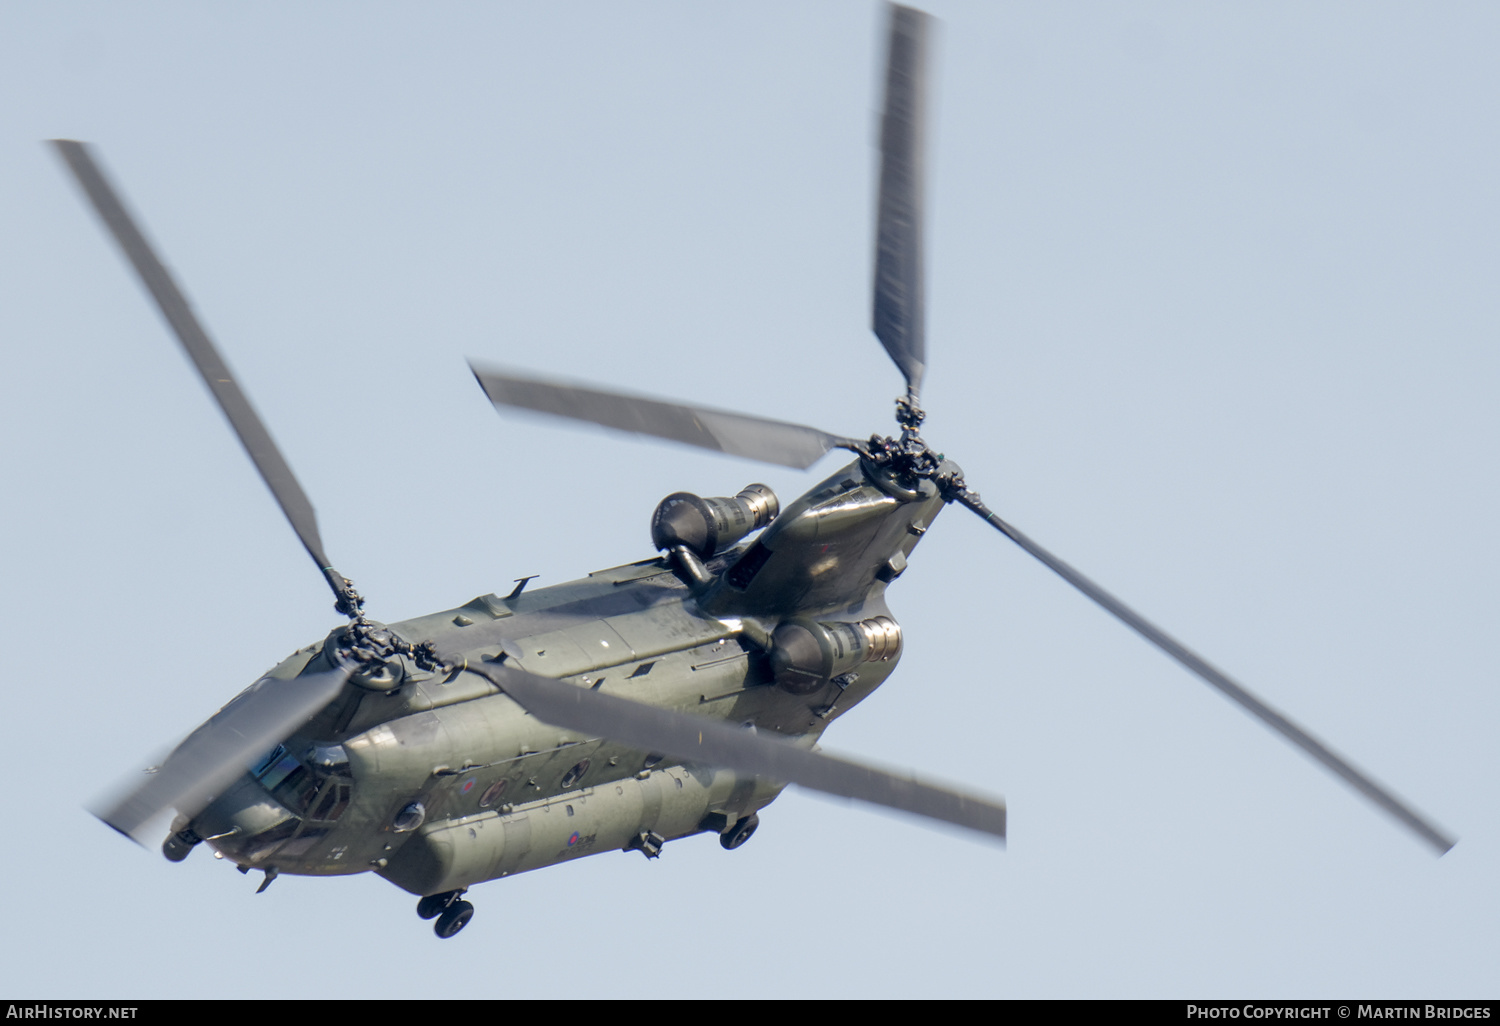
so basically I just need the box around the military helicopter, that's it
[55,4,1453,942]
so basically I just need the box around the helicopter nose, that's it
[191,776,299,865]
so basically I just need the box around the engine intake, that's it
[651,484,779,560]
[770,616,902,695]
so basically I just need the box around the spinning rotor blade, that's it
[950,487,1455,855]
[95,666,351,844]
[468,658,1005,841]
[872,4,932,394]
[50,141,358,613]
[471,363,859,470]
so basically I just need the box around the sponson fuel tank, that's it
[378,763,785,896]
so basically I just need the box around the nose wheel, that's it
[161,827,201,863]
[417,889,474,938]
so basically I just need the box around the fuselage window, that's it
[560,759,590,789]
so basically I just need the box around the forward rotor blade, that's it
[50,141,356,611]
[872,4,932,394]
[95,666,351,844]
[471,363,859,470]
[467,658,1005,842]
[950,487,1455,855]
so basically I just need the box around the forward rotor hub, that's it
[334,619,444,683]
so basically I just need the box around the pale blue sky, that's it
[1,0,1495,998]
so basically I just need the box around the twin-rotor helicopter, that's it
[57,4,1452,940]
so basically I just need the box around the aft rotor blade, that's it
[471,363,859,471]
[872,4,932,394]
[50,141,357,612]
[95,666,351,844]
[468,659,1005,842]
[950,486,1454,855]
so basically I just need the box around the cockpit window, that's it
[251,743,351,820]
[256,748,306,793]
[306,743,350,773]
[250,744,314,813]
[242,820,298,863]
[310,781,352,822]
[251,744,286,778]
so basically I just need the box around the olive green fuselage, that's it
[189,457,950,897]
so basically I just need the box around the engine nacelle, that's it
[770,616,902,695]
[651,484,779,560]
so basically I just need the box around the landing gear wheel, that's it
[720,812,759,850]
[434,900,474,939]
[417,889,465,920]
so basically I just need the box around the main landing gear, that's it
[720,813,759,850]
[417,889,473,939]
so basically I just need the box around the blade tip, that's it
[92,811,147,848]
[47,139,85,161]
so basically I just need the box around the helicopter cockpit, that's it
[185,741,355,868]
[252,743,353,824]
